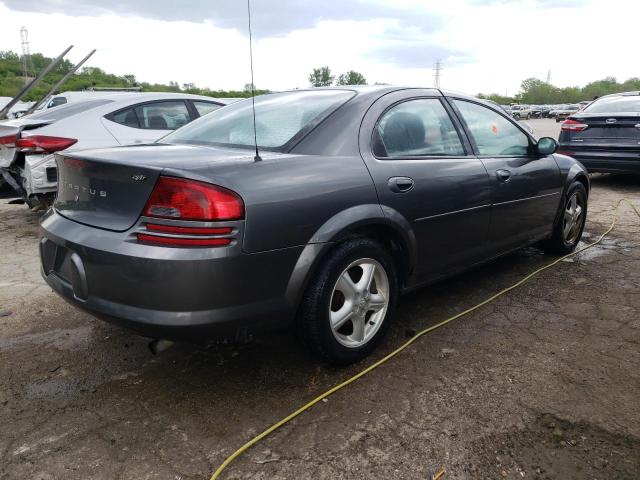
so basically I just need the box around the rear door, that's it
[359,89,492,282]
[449,98,562,254]
[102,100,192,145]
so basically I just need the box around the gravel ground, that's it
[1,122,639,479]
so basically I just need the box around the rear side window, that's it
[48,96,68,108]
[373,98,464,158]
[135,101,191,130]
[454,100,530,156]
[110,108,139,128]
[194,101,222,117]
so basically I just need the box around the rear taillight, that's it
[15,135,78,154]
[143,176,244,221]
[561,119,588,132]
[0,134,17,147]
[138,176,243,248]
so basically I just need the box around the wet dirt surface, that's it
[1,170,639,478]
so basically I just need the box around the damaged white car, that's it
[0,92,231,207]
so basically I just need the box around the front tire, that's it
[543,181,587,255]
[299,238,398,365]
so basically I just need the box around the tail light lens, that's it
[561,119,588,132]
[0,134,17,147]
[143,177,244,221]
[15,135,78,154]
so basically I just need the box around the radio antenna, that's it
[247,0,261,162]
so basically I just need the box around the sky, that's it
[0,0,637,96]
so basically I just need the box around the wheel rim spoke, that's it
[564,218,574,238]
[351,315,366,343]
[331,304,353,330]
[336,272,357,298]
[367,293,386,312]
[357,262,376,292]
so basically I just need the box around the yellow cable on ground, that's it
[210,199,640,480]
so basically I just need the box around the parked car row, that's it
[500,103,588,121]
[0,92,234,207]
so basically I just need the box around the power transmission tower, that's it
[434,60,442,89]
[546,69,551,84]
[20,26,32,84]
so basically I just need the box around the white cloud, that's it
[0,0,638,96]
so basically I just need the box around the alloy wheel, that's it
[329,258,389,348]
[563,192,585,244]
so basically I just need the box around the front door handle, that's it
[496,169,511,183]
[388,176,415,193]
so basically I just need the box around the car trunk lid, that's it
[53,143,266,232]
[568,113,640,145]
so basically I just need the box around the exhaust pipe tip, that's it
[148,339,174,355]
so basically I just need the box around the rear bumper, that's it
[558,146,640,174]
[39,209,304,341]
[24,154,57,196]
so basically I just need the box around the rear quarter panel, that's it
[231,154,380,253]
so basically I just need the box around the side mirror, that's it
[536,137,558,156]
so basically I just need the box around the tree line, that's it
[0,51,269,100]
[479,76,640,105]
[2,50,637,105]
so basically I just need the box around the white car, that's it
[0,92,231,206]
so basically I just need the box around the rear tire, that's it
[543,181,588,255]
[299,238,398,365]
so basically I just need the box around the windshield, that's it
[584,96,640,114]
[26,99,114,121]
[162,90,355,150]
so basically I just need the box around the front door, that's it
[359,90,492,283]
[450,98,563,254]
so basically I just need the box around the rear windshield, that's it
[162,90,355,151]
[584,96,640,114]
[27,99,114,121]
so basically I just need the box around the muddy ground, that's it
[1,168,639,478]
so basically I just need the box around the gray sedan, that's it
[39,86,589,364]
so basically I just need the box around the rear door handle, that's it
[388,176,415,193]
[496,169,511,183]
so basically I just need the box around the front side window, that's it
[193,101,222,117]
[162,90,355,150]
[454,100,530,156]
[373,98,464,158]
[134,101,191,130]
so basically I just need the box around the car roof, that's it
[48,91,232,105]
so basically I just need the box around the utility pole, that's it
[433,60,442,89]
[20,26,31,85]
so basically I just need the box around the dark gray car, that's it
[558,91,640,174]
[40,86,589,364]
